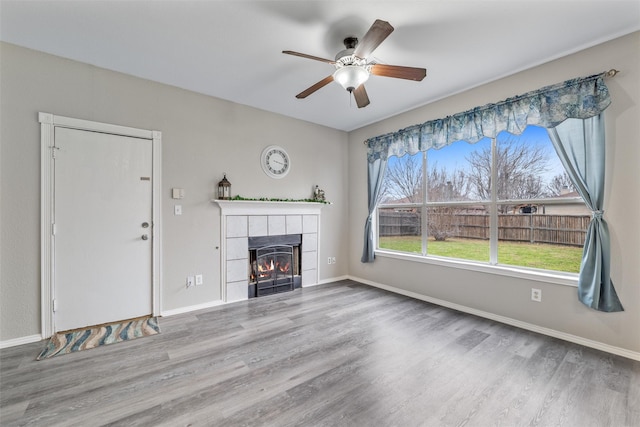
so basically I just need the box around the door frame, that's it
[39,112,162,338]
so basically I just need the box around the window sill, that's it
[374,249,579,287]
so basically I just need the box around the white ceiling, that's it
[1,1,639,131]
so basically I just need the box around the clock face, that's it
[261,145,290,178]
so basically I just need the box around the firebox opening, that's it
[248,234,302,298]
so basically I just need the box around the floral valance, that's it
[365,72,612,163]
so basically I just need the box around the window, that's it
[377,125,588,274]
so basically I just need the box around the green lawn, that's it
[378,236,582,273]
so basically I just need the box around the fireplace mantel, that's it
[213,199,324,302]
[214,200,326,216]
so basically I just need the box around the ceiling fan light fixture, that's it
[333,65,369,92]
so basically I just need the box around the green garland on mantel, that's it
[229,195,331,204]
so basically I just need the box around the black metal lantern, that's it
[217,174,231,200]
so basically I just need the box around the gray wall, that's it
[348,32,640,354]
[0,42,349,341]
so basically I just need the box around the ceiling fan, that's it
[283,19,427,108]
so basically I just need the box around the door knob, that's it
[142,222,149,228]
[141,234,149,240]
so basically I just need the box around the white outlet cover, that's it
[531,288,542,302]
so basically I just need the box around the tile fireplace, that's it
[214,200,324,302]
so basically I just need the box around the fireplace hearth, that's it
[248,234,302,298]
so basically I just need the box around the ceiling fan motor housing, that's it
[333,43,371,92]
[343,36,358,49]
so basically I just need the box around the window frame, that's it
[375,134,584,287]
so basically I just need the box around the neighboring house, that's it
[511,190,591,216]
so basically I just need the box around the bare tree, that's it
[377,154,423,240]
[379,153,423,203]
[466,136,549,212]
[548,171,577,196]
[380,155,476,241]
[427,163,468,202]
[426,163,469,240]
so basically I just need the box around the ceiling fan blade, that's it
[282,50,336,64]
[353,85,370,108]
[296,75,335,99]
[370,64,427,81]
[353,19,394,59]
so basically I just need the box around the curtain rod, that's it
[363,69,620,145]
[605,69,619,78]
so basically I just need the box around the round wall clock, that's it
[261,145,291,179]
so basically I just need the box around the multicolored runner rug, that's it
[37,316,160,360]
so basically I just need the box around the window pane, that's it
[494,126,589,273]
[495,126,573,202]
[428,138,492,201]
[378,207,422,254]
[497,206,589,273]
[379,153,423,204]
[425,207,489,262]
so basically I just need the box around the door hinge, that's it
[50,145,59,159]
[53,299,58,312]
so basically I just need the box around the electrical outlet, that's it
[531,288,542,302]
[195,274,203,286]
[186,276,195,288]
[328,257,332,265]
[174,205,182,215]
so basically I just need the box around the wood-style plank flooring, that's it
[1,280,639,426]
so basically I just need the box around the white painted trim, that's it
[39,113,55,339]
[41,113,154,139]
[0,335,43,349]
[316,275,349,286]
[39,113,162,338]
[348,275,640,362]
[161,300,225,317]
[151,131,162,317]
[214,200,326,216]
[315,216,322,287]
[375,250,579,288]
[219,213,227,302]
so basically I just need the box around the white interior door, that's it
[54,127,153,331]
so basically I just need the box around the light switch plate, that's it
[172,188,184,199]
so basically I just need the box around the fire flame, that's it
[253,257,291,280]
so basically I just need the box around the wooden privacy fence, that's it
[378,211,590,246]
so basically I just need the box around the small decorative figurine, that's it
[313,185,325,202]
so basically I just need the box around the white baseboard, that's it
[348,275,640,362]
[0,334,43,349]
[161,300,225,317]
[315,275,349,286]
